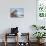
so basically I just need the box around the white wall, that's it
[0,0,36,42]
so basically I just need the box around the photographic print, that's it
[10,8,24,18]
